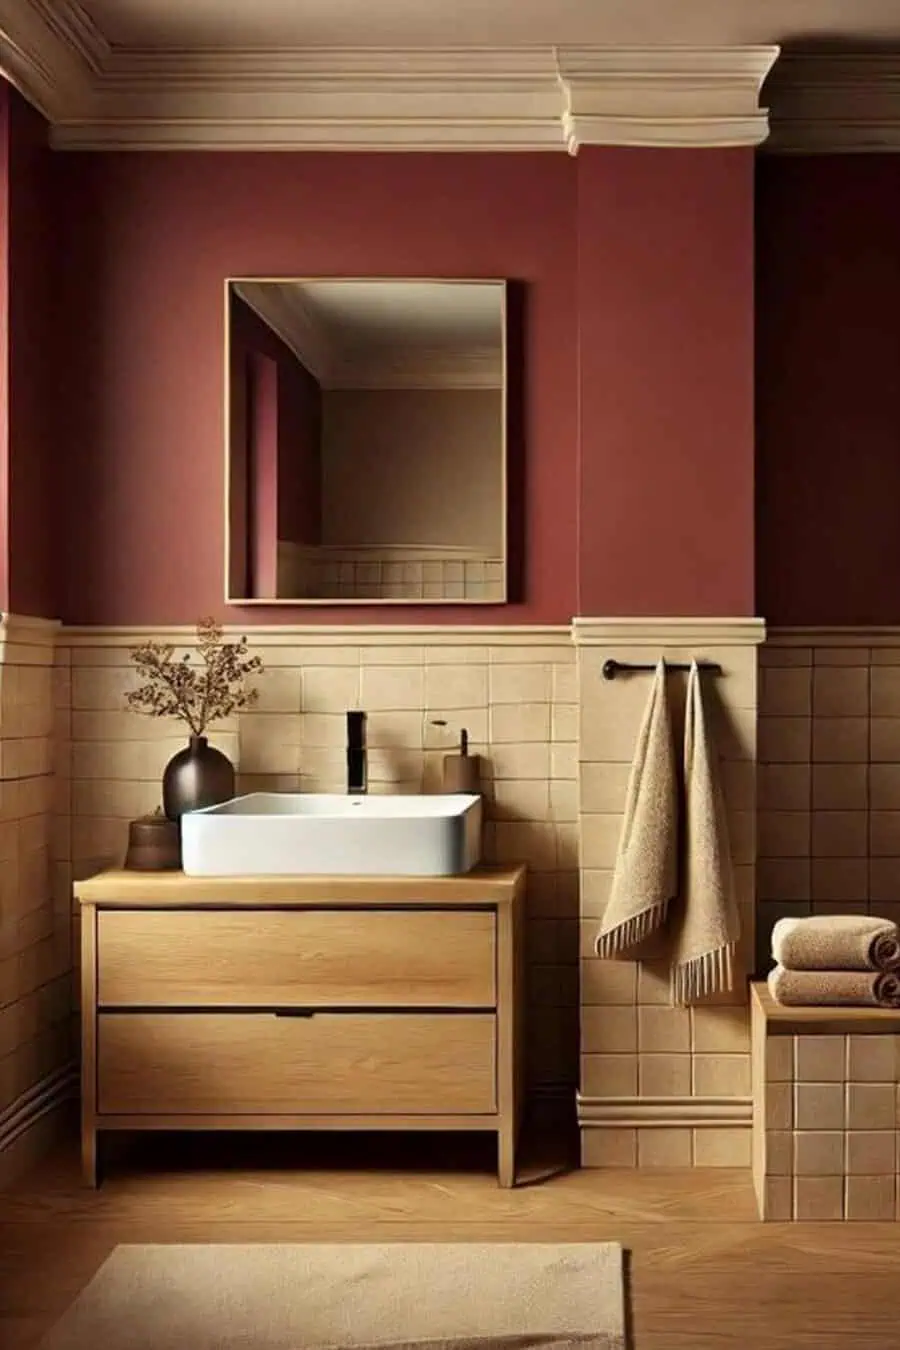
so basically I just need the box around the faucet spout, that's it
[346,710,368,794]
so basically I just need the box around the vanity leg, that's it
[81,1125,98,1188]
[497,1123,516,1188]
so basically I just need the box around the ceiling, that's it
[3,1,900,151]
[293,281,503,350]
[70,0,900,48]
[233,280,505,389]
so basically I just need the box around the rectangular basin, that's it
[180,792,483,877]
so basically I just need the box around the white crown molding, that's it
[577,1094,752,1128]
[1,7,781,152]
[765,52,900,154]
[556,45,780,151]
[51,44,567,152]
[572,617,767,647]
[0,0,96,119]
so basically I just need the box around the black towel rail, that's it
[601,659,723,681]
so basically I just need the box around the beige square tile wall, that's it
[59,627,579,1098]
[576,620,764,1169]
[758,637,900,969]
[0,618,72,1134]
[752,1009,900,1221]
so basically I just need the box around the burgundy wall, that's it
[756,156,900,626]
[577,148,756,617]
[55,153,578,624]
[1,87,58,618]
[230,293,322,569]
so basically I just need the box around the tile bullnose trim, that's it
[572,617,766,647]
[0,613,61,649]
[577,1095,753,1127]
[769,626,900,647]
[61,623,574,648]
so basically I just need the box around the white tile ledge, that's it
[768,627,900,647]
[573,618,766,647]
[61,623,573,648]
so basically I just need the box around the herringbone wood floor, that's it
[2,1117,900,1350]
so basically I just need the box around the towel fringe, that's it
[595,901,669,960]
[670,942,735,1006]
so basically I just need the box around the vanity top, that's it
[74,863,526,907]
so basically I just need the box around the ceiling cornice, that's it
[557,46,779,150]
[765,51,900,152]
[0,3,782,151]
[3,4,900,154]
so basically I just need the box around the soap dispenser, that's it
[441,727,481,795]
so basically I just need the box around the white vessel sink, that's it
[180,792,483,877]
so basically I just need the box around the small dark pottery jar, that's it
[162,734,235,821]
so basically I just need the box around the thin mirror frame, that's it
[224,276,508,606]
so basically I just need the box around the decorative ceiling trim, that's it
[6,7,899,154]
[232,281,339,384]
[0,5,782,151]
[765,51,900,153]
[556,46,780,150]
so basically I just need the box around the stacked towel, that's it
[768,966,900,1009]
[768,914,900,1008]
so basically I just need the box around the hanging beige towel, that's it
[595,660,678,959]
[667,661,739,1004]
[772,914,900,973]
[769,965,900,1009]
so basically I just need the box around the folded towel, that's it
[595,659,678,960]
[665,661,740,1004]
[768,964,900,1009]
[771,914,900,973]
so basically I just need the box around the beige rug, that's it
[39,1243,626,1350]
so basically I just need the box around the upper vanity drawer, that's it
[96,909,496,1009]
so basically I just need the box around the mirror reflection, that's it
[226,278,507,603]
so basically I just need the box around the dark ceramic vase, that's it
[162,734,235,821]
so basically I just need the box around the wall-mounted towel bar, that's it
[601,659,723,681]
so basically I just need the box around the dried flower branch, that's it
[125,619,264,736]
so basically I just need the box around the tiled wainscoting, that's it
[758,632,900,968]
[56,624,580,1099]
[0,616,75,1182]
[751,985,900,1221]
[575,618,766,1169]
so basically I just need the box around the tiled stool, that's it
[751,982,900,1220]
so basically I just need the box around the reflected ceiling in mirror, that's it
[226,278,507,605]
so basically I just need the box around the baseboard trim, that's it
[576,1094,752,1128]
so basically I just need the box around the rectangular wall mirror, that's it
[226,278,507,604]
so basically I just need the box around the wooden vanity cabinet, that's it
[75,866,525,1188]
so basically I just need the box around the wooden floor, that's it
[3,1115,900,1350]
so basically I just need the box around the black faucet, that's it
[346,710,367,794]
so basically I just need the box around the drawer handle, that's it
[273,1010,316,1018]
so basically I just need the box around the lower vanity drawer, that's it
[97,1012,497,1116]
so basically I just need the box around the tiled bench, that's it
[751,982,900,1221]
